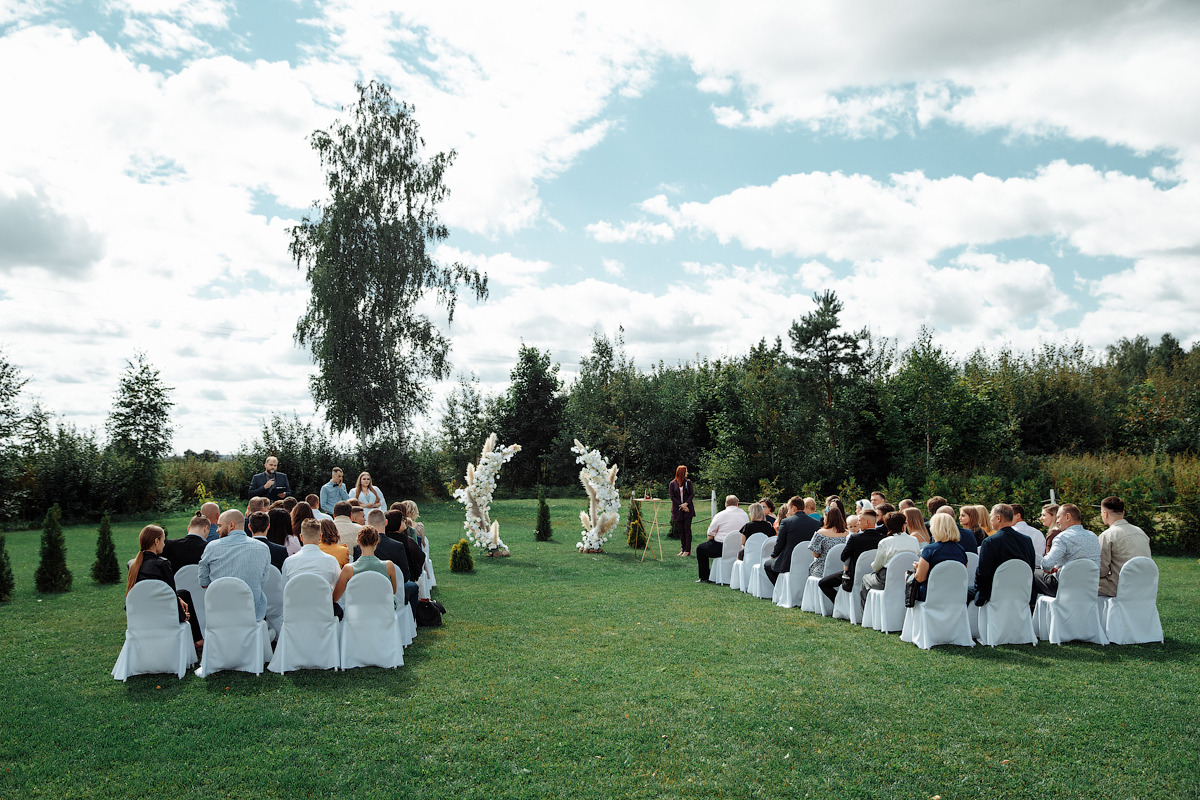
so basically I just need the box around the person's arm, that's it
[1099,531,1113,580]
[247,473,271,498]
[385,560,398,593]
[332,564,353,602]
[974,543,996,606]
[197,552,210,588]
[913,556,931,583]
[1042,533,1066,572]
[706,513,720,540]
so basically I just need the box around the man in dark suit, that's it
[763,497,820,585]
[248,456,291,501]
[247,511,288,572]
[162,514,210,572]
[971,503,1036,606]
[820,504,891,601]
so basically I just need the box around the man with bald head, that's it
[200,501,221,542]
[696,495,749,583]
[197,508,272,621]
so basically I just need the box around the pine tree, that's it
[0,533,15,602]
[34,504,72,593]
[449,538,474,573]
[534,485,553,542]
[626,497,647,549]
[91,513,120,584]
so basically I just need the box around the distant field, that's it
[1,499,1197,799]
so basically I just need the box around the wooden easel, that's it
[635,498,665,562]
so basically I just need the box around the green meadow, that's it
[1,499,1197,799]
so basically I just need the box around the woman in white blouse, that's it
[349,471,385,513]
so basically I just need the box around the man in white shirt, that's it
[283,519,344,619]
[305,494,332,522]
[1009,503,1045,570]
[696,495,749,583]
[860,511,920,607]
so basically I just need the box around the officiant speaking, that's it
[248,456,292,501]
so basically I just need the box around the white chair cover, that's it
[422,535,436,588]
[832,549,876,624]
[801,543,845,616]
[966,552,980,584]
[1102,556,1163,645]
[395,575,416,646]
[267,573,341,673]
[263,565,283,642]
[340,571,405,669]
[747,536,779,599]
[976,559,1037,647]
[710,533,742,586]
[901,561,974,649]
[197,577,271,677]
[731,532,766,592]
[1033,560,1109,645]
[772,543,815,608]
[173,564,206,633]
[862,550,917,633]
[112,580,198,681]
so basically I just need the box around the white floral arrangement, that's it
[453,433,520,555]
[572,439,620,552]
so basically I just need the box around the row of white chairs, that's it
[113,571,417,681]
[713,532,1164,650]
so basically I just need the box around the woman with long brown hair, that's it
[669,465,695,557]
[126,525,203,648]
[903,507,930,545]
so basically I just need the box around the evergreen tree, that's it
[107,352,174,511]
[34,504,72,593]
[626,497,647,549]
[91,513,120,584]
[494,345,565,487]
[0,533,14,602]
[449,538,474,573]
[534,485,553,541]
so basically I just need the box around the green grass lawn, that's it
[1,499,1197,800]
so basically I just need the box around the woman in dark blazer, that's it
[125,525,203,647]
[669,465,695,557]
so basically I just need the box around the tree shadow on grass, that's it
[929,635,1194,666]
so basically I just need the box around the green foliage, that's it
[836,475,864,507]
[534,486,553,542]
[291,80,488,439]
[788,289,867,450]
[449,537,474,572]
[963,474,1003,508]
[0,533,13,602]
[625,496,647,549]
[881,475,908,507]
[494,345,566,488]
[106,352,173,511]
[34,505,71,593]
[90,514,119,585]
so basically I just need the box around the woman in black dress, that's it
[125,525,203,648]
[669,465,695,557]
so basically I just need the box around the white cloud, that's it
[602,258,625,278]
[586,219,675,244]
[435,246,552,289]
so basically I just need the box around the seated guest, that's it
[318,519,350,567]
[333,526,398,608]
[819,506,887,602]
[860,510,919,607]
[903,507,929,545]
[1097,496,1151,597]
[281,496,298,512]
[352,510,414,603]
[973,504,995,537]
[163,513,209,571]
[332,501,360,548]
[898,498,915,511]
[1009,503,1045,570]
[386,509,424,605]
[912,513,968,602]
[925,495,949,522]
[319,467,350,515]
[288,503,314,556]
[200,501,221,542]
[759,497,777,526]
[247,510,287,571]
[959,505,987,544]
[737,502,776,561]
[970,503,1036,606]
[763,497,819,585]
[1040,503,1061,554]
[696,495,749,583]
[934,505,977,553]
[400,500,426,544]
[846,514,861,534]
[243,496,270,528]
[267,508,293,551]
[870,491,886,510]
[306,494,332,522]
[1034,503,1100,597]
[803,497,822,521]
[806,505,850,579]
[126,525,203,648]
[283,519,343,618]
[198,509,271,621]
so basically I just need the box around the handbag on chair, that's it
[904,570,920,608]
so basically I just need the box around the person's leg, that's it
[696,539,720,581]
[404,581,419,606]
[681,518,693,555]
[176,589,203,644]
[860,569,885,608]
[1032,572,1059,597]
[763,557,779,586]
[332,599,344,620]
[819,572,842,601]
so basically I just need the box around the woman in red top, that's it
[669,465,695,557]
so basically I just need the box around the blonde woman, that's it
[973,504,995,537]
[126,525,202,648]
[349,471,386,513]
[910,513,967,602]
[903,507,930,545]
[401,499,435,589]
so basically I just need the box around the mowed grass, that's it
[0,499,1198,800]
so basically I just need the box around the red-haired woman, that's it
[669,465,695,557]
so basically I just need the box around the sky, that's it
[2,0,1200,455]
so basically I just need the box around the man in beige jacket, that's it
[1098,496,1151,597]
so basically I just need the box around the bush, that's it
[34,504,72,593]
[0,533,14,601]
[449,538,474,573]
[534,486,553,542]
[90,513,120,584]
[625,497,647,549]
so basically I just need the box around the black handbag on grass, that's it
[413,599,446,627]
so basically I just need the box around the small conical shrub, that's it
[0,533,15,602]
[34,504,72,593]
[534,485,553,542]
[449,538,474,573]
[626,497,647,549]
[91,513,120,584]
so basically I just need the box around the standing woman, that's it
[669,465,695,557]
[350,471,386,514]
[126,525,203,649]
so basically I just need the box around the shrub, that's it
[0,533,14,601]
[534,486,553,542]
[626,497,647,549]
[449,538,474,573]
[90,513,120,585]
[34,504,72,593]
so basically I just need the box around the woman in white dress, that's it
[349,471,386,514]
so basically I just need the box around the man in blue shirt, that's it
[319,467,350,515]
[198,509,272,620]
[1033,503,1101,598]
